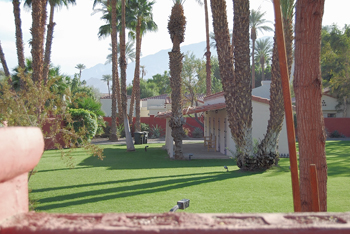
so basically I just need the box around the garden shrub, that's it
[150,124,164,138]
[68,108,98,141]
[141,123,150,132]
[329,130,345,138]
[183,127,191,138]
[117,124,125,138]
[192,127,203,138]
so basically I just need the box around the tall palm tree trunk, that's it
[204,0,211,96]
[294,0,327,212]
[168,2,186,160]
[128,78,135,125]
[257,36,284,168]
[13,0,25,69]
[31,0,47,84]
[128,19,142,131]
[257,1,294,169]
[233,0,254,169]
[134,20,142,132]
[120,0,135,151]
[211,0,254,167]
[110,0,119,142]
[251,37,256,88]
[43,2,55,84]
[0,42,11,77]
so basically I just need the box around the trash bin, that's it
[134,132,144,145]
[143,131,148,144]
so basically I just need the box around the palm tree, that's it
[254,38,272,81]
[101,74,112,96]
[127,0,157,132]
[232,0,254,169]
[294,0,327,212]
[43,0,76,84]
[168,0,187,159]
[257,0,294,169]
[0,41,11,77]
[120,0,135,151]
[105,40,136,65]
[94,0,122,142]
[25,0,77,83]
[31,0,47,84]
[13,0,25,69]
[249,9,273,89]
[210,0,235,158]
[75,63,86,79]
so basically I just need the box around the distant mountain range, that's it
[81,41,217,94]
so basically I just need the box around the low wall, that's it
[103,115,204,137]
[324,118,350,137]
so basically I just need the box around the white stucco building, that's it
[158,81,289,158]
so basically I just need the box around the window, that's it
[327,113,336,118]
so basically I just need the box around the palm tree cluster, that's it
[93,0,157,147]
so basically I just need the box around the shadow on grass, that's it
[265,140,350,177]
[78,145,233,170]
[34,169,263,211]
[325,140,350,177]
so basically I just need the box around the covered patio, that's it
[177,141,230,160]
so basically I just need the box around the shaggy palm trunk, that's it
[120,0,135,151]
[0,42,11,77]
[31,0,46,84]
[210,0,235,161]
[294,0,327,211]
[13,0,25,69]
[233,0,254,169]
[129,19,142,132]
[168,2,186,160]
[261,56,265,81]
[257,8,294,169]
[128,79,135,125]
[43,2,55,84]
[204,0,211,96]
[257,36,284,168]
[110,0,119,142]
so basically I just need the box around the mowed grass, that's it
[29,141,350,213]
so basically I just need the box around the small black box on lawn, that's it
[177,199,190,210]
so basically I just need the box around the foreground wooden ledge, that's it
[0,127,349,233]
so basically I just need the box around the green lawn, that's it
[29,141,350,213]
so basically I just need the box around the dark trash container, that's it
[143,131,148,144]
[134,132,144,144]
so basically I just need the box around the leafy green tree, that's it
[321,25,350,116]
[148,71,171,94]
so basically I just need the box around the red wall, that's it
[103,115,204,137]
[324,118,350,137]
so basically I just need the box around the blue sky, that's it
[0,0,349,76]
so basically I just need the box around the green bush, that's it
[150,124,164,138]
[183,127,191,138]
[141,123,150,132]
[329,130,345,138]
[117,124,125,138]
[192,127,203,138]
[68,109,98,141]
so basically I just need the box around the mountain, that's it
[82,41,217,93]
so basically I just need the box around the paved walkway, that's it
[91,137,230,159]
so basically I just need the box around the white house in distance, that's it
[158,80,289,158]
[100,93,204,117]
